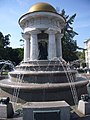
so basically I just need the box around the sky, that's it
[0,0,90,48]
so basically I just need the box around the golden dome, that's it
[28,2,57,13]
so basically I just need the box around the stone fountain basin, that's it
[9,70,76,83]
[16,60,72,71]
[0,79,88,89]
[0,78,89,105]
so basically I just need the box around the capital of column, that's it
[29,28,41,35]
[56,33,64,39]
[45,28,57,35]
[22,32,30,40]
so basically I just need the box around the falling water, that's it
[12,73,24,103]
[35,60,41,71]
[52,58,58,71]
[66,63,78,104]
[11,57,78,107]
[12,59,43,105]
[45,60,52,71]
[0,60,15,76]
[59,57,78,106]
[32,60,37,71]
[12,66,27,110]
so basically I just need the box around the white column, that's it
[22,33,30,62]
[48,29,56,60]
[29,29,40,60]
[56,33,63,58]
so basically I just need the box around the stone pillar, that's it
[56,33,63,58]
[47,29,56,60]
[22,33,30,62]
[78,100,90,115]
[29,29,40,60]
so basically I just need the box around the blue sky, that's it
[0,0,90,48]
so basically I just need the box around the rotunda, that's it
[19,2,65,61]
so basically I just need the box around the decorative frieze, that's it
[23,17,63,30]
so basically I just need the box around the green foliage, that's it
[76,51,85,60]
[0,32,11,60]
[76,50,86,68]
[0,31,23,65]
[0,32,10,48]
[4,47,23,65]
[61,9,78,62]
[4,34,11,48]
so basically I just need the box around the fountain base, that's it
[0,60,89,105]
[0,79,88,105]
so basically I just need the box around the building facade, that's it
[84,39,90,69]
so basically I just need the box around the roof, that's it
[27,2,57,13]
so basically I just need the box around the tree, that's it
[4,34,11,48]
[0,31,23,65]
[5,48,23,65]
[76,50,86,68]
[0,32,11,60]
[0,32,10,48]
[0,32,4,48]
[61,9,78,62]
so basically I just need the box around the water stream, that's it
[0,60,15,76]
[59,57,78,106]
[12,73,23,103]
[10,57,79,107]
[12,66,27,109]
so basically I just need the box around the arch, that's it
[38,32,48,60]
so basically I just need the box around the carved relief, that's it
[50,19,61,28]
[30,18,34,26]
[35,18,40,25]
[25,20,29,27]
[24,16,62,30]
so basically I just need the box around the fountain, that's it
[0,60,15,80]
[0,2,89,105]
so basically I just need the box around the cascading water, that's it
[58,57,78,106]
[12,73,23,103]
[66,63,78,105]
[28,57,78,105]
[0,60,14,76]
[12,66,27,105]
[32,57,78,105]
